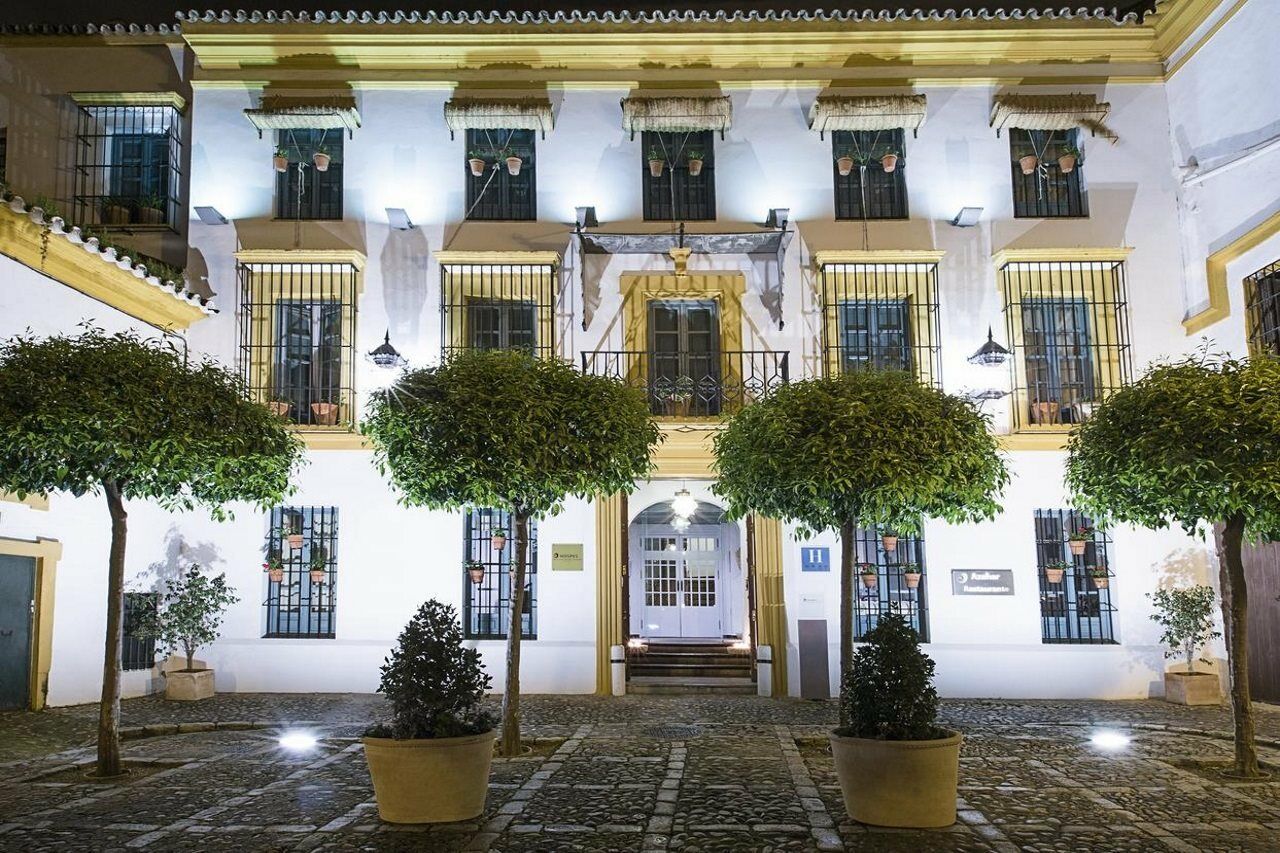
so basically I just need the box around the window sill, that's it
[289,428,370,450]
[999,432,1070,451]
[835,214,910,222]
[82,222,179,234]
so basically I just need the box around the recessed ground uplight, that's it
[278,730,319,751]
[1089,729,1131,751]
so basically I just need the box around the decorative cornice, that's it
[992,247,1133,268]
[433,250,561,267]
[234,248,367,270]
[814,249,946,267]
[70,91,188,113]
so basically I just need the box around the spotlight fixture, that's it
[366,330,407,369]
[193,206,228,225]
[385,207,415,230]
[671,515,692,533]
[765,207,790,230]
[574,205,599,229]
[951,206,983,227]
[278,730,319,751]
[670,487,698,519]
[967,327,1012,367]
[1089,729,1131,751]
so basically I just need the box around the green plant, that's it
[309,545,328,573]
[1086,565,1109,578]
[368,600,494,740]
[0,328,302,776]
[314,144,329,155]
[263,553,284,575]
[274,146,289,158]
[1044,559,1071,571]
[468,150,488,159]
[363,349,660,755]
[135,565,239,673]
[1066,349,1280,778]
[837,614,941,741]
[835,149,854,161]
[647,147,663,161]
[140,194,165,212]
[31,194,62,220]
[687,149,705,161]
[858,563,877,576]
[1060,144,1081,158]
[1149,585,1221,675]
[1068,526,1093,541]
[713,370,1007,725]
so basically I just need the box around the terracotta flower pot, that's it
[1058,153,1078,174]
[904,572,921,589]
[311,402,340,425]
[830,729,962,827]
[468,566,485,584]
[1031,401,1060,424]
[881,153,899,173]
[468,158,486,177]
[310,568,327,584]
[287,533,304,549]
[137,207,165,225]
[490,533,507,551]
[505,156,522,176]
[103,204,131,225]
[836,156,854,177]
[1044,567,1065,584]
[1019,154,1038,175]
[273,155,290,173]
[860,573,878,589]
[267,401,291,418]
[267,567,285,583]
[1068,540,1087,556]
[364,731,496,823]
[1091,576,1110,590]
[165,668,215,701]
[882,534,898,552]
[313,152,331,172]
[648,159,664,178]
[687,158,704,177]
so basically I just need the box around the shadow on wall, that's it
[130,524,225,593]
[379,225,431,346]
[992,184,1138,251]
[1148,545,1225,697]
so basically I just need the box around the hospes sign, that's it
[950,569,1015,596]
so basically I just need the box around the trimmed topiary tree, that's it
[1067,352,1280,778]
[0,329,303,776]
[713,370,1007,724]
[838,613,940,741]
[363,349,660,755]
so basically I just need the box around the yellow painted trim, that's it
[438,262,558,354]
[1183,211,1280,335]
[69,91,188,113]
[992,247,1132,268]
[813,249,945,267]
[0,205,208,330]
[750,516,788,697]
[650,424,723,478]
[434,251,561,267]
[294,430,371,450]
[1164,0,1249,78]
[234,248,367,272]
[594,492,626,695]
[0,536,62,711]
[998,433,1071,451]
[0,491,50,510]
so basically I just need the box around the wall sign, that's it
[551,543,583,571]
[951,569,1015,596]
[801,546,830,572]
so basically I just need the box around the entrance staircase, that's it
[627,640,756,695]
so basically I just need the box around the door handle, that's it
[0,629,13,637]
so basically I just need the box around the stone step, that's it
[628,663,753,679]
[630,652,753,667]
[627,676,757,695]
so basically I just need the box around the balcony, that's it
[581,350,789,417]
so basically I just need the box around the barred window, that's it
[440,260,558,358]
[464,508,537,640]
[72,102,182,229]
[1000,258,1130,430]
[851,526,928,642]
[264,506,338,639]
[1245,260,1280,357]
[1010,129,1086,219]
[122,592,157,671]
[238,255,360,429]
[276,129,343,220]
[1034,509,1116,644]
[642,130,715,221]
[465,129,536,221]
[832,129,908,220]
[819,258,941,387]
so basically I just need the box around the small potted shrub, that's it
[312,145,331,172]
[273,147,290,173]
[879,150,899,173]
[859,563,879,589]
[311,399,340,425]
[902,563,922,590]
[309,545,328,585]
[1057,144,1080,174]
[1042,560,1070,584]
[1087,565,1110,589]
[466,560,486,584]
[1018,153,1038,175]
[1068,526,1092,555]
[490,527,508,551]
[137,565,239,702]
[687,150,705,177]
[264,553,285,584]
[1149,585,1222,706]
[648,148,665,178]
[835,149,855,177]
[101,196,131,226]
[881,531,898,552]
[831,614,960,827]
[364,600,496,823]
[504,150,523,176]
[468,151,487,177]
[137,195,165,226]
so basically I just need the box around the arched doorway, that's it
[628,499,744,640]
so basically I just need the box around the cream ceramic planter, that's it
[830,729,961,828]
[1165,671,1221,706]
[364,730,496,823]
[165,669,216,701]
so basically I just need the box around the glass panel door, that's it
[648,299,721,416]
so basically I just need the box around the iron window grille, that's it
[1245,260,1280,357]
[238,258,359,429]
[264,506,338,639]
[1034,509,1117,644]
[832,129,908,220]
[851,526,928,642]
[276,129,343,220]
[820,261,941,387]
[122,592,157,671]
[440,262,559,358]
[73,104,182,229]
[1010,129,1087,218]
[464,508,537,640]
[581,349,788,417]
[642,130,716,221]
[1000,258,1130,431]
[465,129,536,221]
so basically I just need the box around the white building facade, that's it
[2,1,1278,709]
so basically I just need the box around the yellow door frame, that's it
[0,537,62,710]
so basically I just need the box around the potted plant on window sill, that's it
[490,527,508,551]
[503,150,523,176]
[1149,585,1222,706]
[831,614,961,827]
[687,150,705,177]
[1018,154,1039,175]
[309,546,328,585]
[881,531,899,552]
[647,148,665,178]
[273,147,290,173]
[266,395,292,419]
[859,563,879,589]
[879,150,900,173]
[311,399,340,425]
[1067,526,1092,555]
[902,564,922,589]
[101,196,131,226]
[1031,400,1060,425]
[466,560,486,585]
[137,195,166,226]
[467,151,487,177]
[1057,145,1080,174]
[364,600,496,823]
[264,554,285,584]
[137,565,239,702]
[1086,565,1110,589]
[285,515,304,550]
[1042,560,1070,584]
[835,149,855,177]
[312,145,331,172]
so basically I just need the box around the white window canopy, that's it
[807,95,927,138]
[990,93,1117,142]
[621,96,732,139]
[443,98,555,139]
[244,95,361,138]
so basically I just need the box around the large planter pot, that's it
[103,204,131,225]
[165,668,216,701]
[1165,671,1221,706]
[364,730,496,824]
[267,401,291,418]
[830,729,962,828]
[137,207,165,225]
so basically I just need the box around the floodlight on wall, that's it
[765,207,790,230]
[386,207,415,230]
[575,206,599,229]
[193,206,228,225]
[951,206,983,227]
[366,330,407,369]
[967,327,1012,367]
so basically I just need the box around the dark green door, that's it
[0,555,35,710]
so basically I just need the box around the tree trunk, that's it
[97,480,128,777]
[1217,514,1261,777]
[838,519,854,729]
[185,644,195,673]
[500,510,530,757]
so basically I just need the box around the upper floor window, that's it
[465,129,536,221]
[264,506,338,639]
[238,252,361,429]
[1010,129,1086,219]
[999,256,1130,431]
[439,255,559,359]
[832,129,908,220]
[1245,260,1280,357]
[851,525,928,642]
[465,508,537,639]
[1034,509,1116,644]
[642,130,716,221]
[72,99,182,229]
[276,129,343,220]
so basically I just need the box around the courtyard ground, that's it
[1,694,1278,852]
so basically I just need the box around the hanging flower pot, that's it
[880,152,899,173]
[859,567,879,589]
[1019,154,1038,175]
[312,149,331,172]
[687,151,705,177]
[286,532,304,550]
[1057,152,1078,174]
[505,155,523,176]
[1068,539,1087,555]
[268,567,285,584]
[648,149,665,179]
[468,153,486,177]
[1043,563,1068,584]
[264,559,285,584]
[1088,567,1110,589]
[311,402,340,425]
[310,568,327,585]
[467,562,486,585]
[881,533,898,553]
[273,148,289,173]
[903,567,922,589]
[490,529,507,551]
[836,154,855,177]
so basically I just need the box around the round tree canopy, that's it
[0,328,302,511]
[362,349,661,516]
[1066,353,1280,539]
[712,370,1007,534]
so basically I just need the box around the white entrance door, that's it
[639,527,723,638]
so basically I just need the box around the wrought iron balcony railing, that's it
[580,349,789,417]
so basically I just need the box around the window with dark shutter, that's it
[642,130,716,221]
[465,129,536,221]
[1010,129,1087,218]
[832,129,908,220]
[276,129,343,220]
[464,508,537,640]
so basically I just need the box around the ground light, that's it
[278,730,319,752]
[1089,729,1132,751]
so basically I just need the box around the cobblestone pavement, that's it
[1,695,1278,851]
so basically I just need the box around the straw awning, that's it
[990,93,1117,141]
[621,96,732,136]
[443,98,555,136]
[808,95,927,135]
[244,96,361,135]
